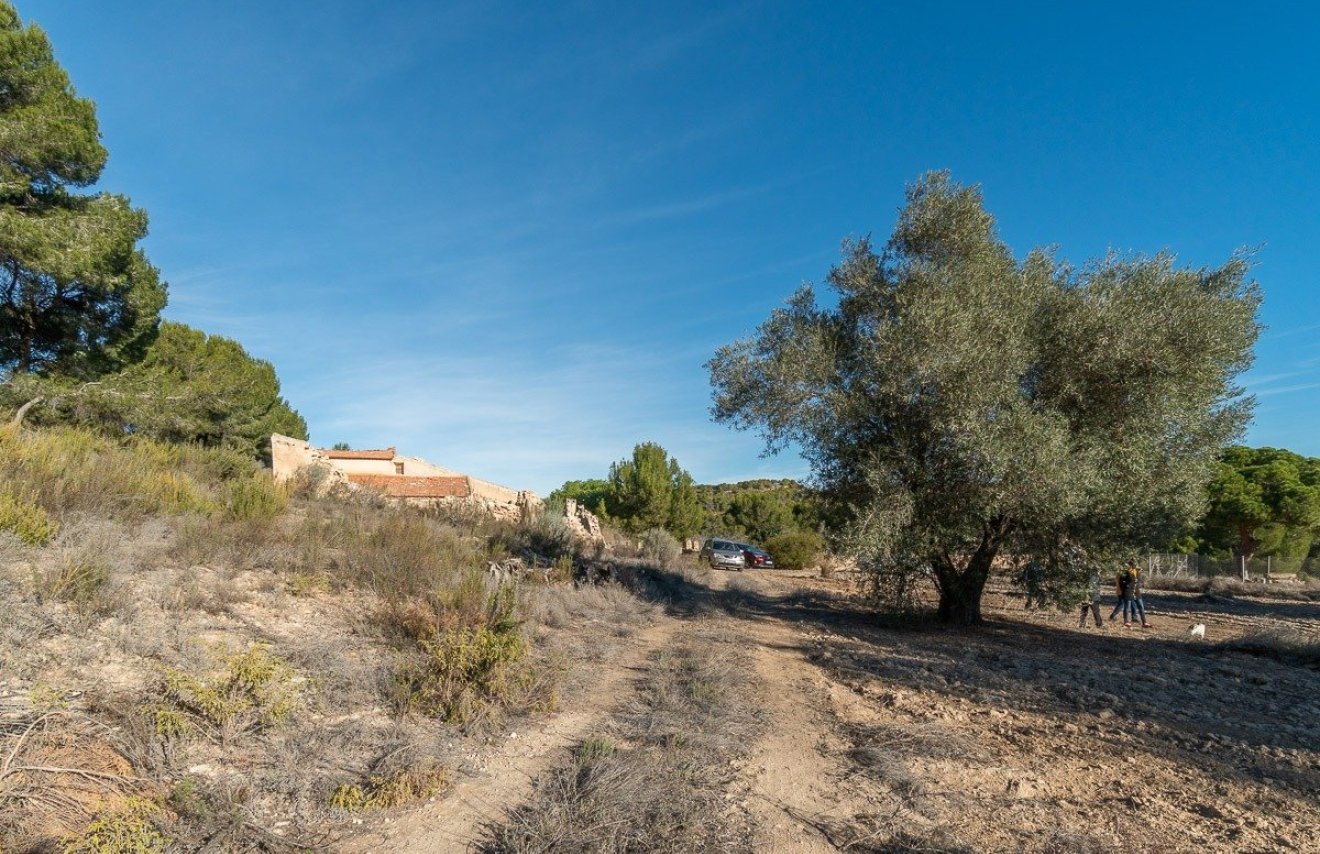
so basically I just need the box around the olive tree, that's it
[708,172,1260,624]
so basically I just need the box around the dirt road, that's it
[363,567,1320,852]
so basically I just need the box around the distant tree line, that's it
[692,479,819,543]
[0,3,305,459]
[1181,446,1320,571]
[549,449,822,548]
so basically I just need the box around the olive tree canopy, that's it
[708,173,1260,623]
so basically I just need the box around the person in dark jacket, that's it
[1108,566,1134,625]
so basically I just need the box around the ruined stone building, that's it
[270,434,539,521]
[270,434,607,547]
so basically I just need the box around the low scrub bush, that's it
[1144,574,1320,603]
[60,797,166,854]
[224,472,287,521]
[0,492,57,545]
[341,509,482,599]
[329,765,451,812]
[392,585,556,726]
[0,426,243,520]
[639,528,681,568]
[518,511,578,560]
[157,643,300,743]
[764,531,824,571]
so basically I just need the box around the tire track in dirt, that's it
[341,618,682,853]
[710,572,890,853]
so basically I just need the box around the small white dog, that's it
[1188,623,1206,640]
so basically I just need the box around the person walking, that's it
[1128,562,1151,628]
[1108,565,1134,625]
[1078,568,1104,628]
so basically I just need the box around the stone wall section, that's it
[563,498,605,545]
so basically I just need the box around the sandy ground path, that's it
[342,618,681,853]
[344,567,1320,852]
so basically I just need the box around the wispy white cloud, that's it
[1263,322,1320,340]
[1253,382,1320,398]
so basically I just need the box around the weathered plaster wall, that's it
[328,458,398,476]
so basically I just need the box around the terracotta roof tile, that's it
[348,473,471,498]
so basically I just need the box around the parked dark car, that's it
[740,545,775,568]
[700,538,747,570]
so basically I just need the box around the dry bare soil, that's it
[392,569,1320,853]
[6,544,1319,852]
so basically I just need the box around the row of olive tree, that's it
[0,3,305,458]
[709,172,1261,624]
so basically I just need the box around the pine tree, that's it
[0,2,166,379]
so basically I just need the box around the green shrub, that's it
[158,643,300,742]
[329,765,451,811]
[391,584,555,725]
[575,736,616,764]
[224,472,286,521]
[395,623,528,724]
[639,528,681,568]
[0,492,57,545]
[61,797,166,854]
[519,510,577,560]
[764,531,824,571]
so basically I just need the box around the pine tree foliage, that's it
[0,2,166,379]
[1198,447,1320,564]
[42,322,307,458]
[606,442,704,539]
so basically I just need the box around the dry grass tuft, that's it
[0,710,145,851]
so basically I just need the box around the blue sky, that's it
[21,1,1320,494]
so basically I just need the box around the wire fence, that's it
[1144,552,1312,580]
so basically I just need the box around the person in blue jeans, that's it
[1108,563,1150,628]
[1108,566,1133,624]
[1128,563,1150,628]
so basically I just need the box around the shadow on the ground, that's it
[619,563,1320,803]
[1139,590,1320,622]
